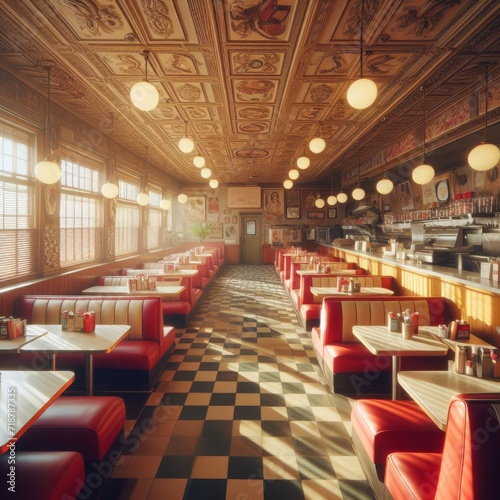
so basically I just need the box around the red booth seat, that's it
[351,399,445,498]
[385,394,500,500]
[0,451,85,500]
[12,295,175,391]
[312,296,452,395]
[18,396,125,463]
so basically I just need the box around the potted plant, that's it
[191,222,210,242]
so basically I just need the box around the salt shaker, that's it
[455,345,466,374]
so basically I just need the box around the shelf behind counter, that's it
[318,242,500,349]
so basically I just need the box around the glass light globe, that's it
[468,143,500,171]
[297,156,310,169]
[201,167,212,179]
[193,156,206,168]
[283,179,293,189]
[289,169,299,180]
[136,192,150,206]
[179,137,195,153]
[35,159,61,184]
[315,198,325,208]
[160,198,171,210]
[327,195,337,206]
[101,181,119,199]
[178,193,188,204]
[130,81,159,111]
[337,192,348,203]
[309,137,326,154]
[376,178,394,195]
[352,187,365,200]
[209,179,219,189]
[412,163,435,185]
[346,78,378,110]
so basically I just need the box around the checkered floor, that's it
[100,265,374,499]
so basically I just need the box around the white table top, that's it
[20,324,130,354]
[81,285,185,296]
[311,286,394,298]
[398,370,500,430]
[0,325,47,353]
[0,370,75,453]
[352,325,449,357]
[125,268,198,277]
[296,269,358,276]
[440,334,495,355]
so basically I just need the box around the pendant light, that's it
[130,51,159,112]
[468,66,500,171]
[412,87,435,185]
[200,167,212,179]
[160,173,171,210]
[283,179,293,189]
[327,169,337,205]
[35,66,62,184]
[297,155,310,170]
[309,136,326,154]
[178,193,188,204]
[337,173,348,203]
[209,179,219,189]
[376,117,394,195]
[136,148,150,206]
[178,122,194,153]
[101,112,119,199]
[315,197,326,208]
[193,156,206,168]
[352,144,366,200]
[289,168,299,180]
[346,0,377,110]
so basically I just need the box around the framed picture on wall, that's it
[308,211,325,219]
[327,208,337,219]
[186,196,206,221]
[263,189,285,216]
[286,189,301,219]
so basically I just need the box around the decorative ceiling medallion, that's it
[234,79,276,102]
[227,0,294,41]
[237,122,269,133]
[237,106,272,119]
[235,148,270,159]
[231,52,282,74]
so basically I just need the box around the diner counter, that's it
[319,243,500,348]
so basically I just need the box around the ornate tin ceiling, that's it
[0,0,499,188]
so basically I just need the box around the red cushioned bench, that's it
[351,399,445,499]
[312,296,454,395]
[12,295,175,391]
[0,451,85,499]
[385,393,500,500]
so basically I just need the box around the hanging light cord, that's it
[143,51,149,82]
[484,66,490,143]
[360,0,365,78]
[383,116,388,177]
[421,86,427,162]
[45,66,52,157]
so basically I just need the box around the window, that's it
[115,179,140,255]
[60,156,103,266]
[0,122,37,281]
[147,188,162,249]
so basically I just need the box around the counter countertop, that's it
[322,243,500,295]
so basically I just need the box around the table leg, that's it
[392,355,401,400]
[85,354,94,396]
[48,353,56,371]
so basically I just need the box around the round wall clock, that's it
[436,179,450,203]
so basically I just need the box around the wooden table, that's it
[0,325,47,353]
[0,370,75,453]
[80,285,185,297]
[352,325,449,400]
[398,370,500,430]
[20,324,130,396]
[311,286,394,300]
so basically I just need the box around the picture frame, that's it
[185,196,206,221]
[286,189,301,219]
[307,211,325,219]
[327,208,337,219]
[227,187,261,208]
[208,222,223,238]
[263,189,285,216]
